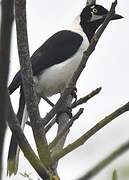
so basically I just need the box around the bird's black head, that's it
[80,4,123,42]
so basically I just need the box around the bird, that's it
[7,4,123,176]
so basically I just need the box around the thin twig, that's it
[25,116,57,133]
[15,0,51,167]
[71,87,102,108]
[42,96,54,107]
[86,0,96,6]
[52,101,129,163]
[45,117,57,133]
[78,140,129,180]
[49,108,84,150]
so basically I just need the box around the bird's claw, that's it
[56,107,72,123]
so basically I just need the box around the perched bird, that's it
[7,4,123,176]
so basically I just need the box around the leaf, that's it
[112,169,118,180]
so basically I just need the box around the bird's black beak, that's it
[89,13,123,23]
[111,13,123,20]
[102,13,123,20]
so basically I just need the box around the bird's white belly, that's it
[36,52,82,97]
[35,32,89,97]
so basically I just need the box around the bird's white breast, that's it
[35,30,89,97]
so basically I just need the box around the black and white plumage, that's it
[7,4,123,175]
[9,30,87,97]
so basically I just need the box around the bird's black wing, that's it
[9,30,83,94]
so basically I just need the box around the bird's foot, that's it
[56,107,72,123]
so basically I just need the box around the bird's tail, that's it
[7,90,28,176]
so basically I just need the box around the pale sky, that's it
[2,0,129,180]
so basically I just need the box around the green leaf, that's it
[112,169,118,180]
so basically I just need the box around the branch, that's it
[78,140,129,180]
[15,0,51,167]
[45,117,57,133]
[71,87,102,108]
[0,0,14,177]
[42,87,101,133]
[49,108,84,150]
[7,93,50,179]
[51,95,73,174]
[52,101,129,162]
[86,0,96,6]
[42,96,54,107]
[27,117,57,133]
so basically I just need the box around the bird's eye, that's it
[92,8,98,13]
